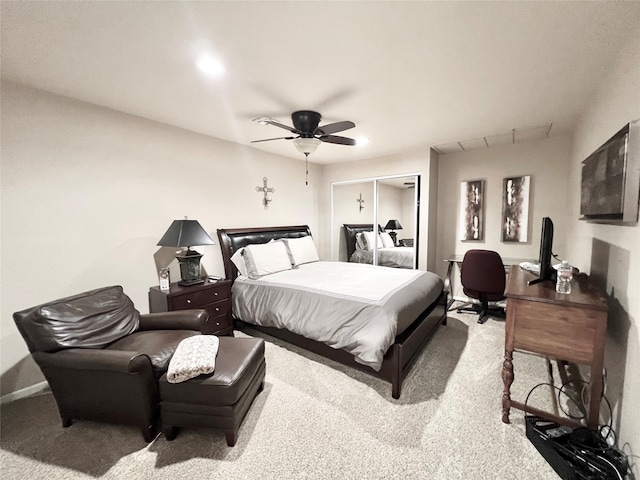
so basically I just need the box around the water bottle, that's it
[556,260,572,294]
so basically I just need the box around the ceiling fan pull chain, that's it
[305,153,309,185]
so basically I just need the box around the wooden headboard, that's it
[217,225,312,280]
[342,223,382,261]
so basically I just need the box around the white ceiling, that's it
[2,1,638,164]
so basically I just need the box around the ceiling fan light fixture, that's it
[293,137,321,154]
[195,55,226,78]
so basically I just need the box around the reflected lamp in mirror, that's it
[157,218,215,286]
[384,219,403,246]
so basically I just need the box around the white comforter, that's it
[231,261,443,371]
[349,246,414,268]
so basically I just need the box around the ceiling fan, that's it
[252,110,357,155]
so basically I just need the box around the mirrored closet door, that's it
[331,174,420,269]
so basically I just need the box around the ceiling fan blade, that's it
[251,136,296,143]
[318,135,357,146]
[315,120,355,135]
[253,117,298,134]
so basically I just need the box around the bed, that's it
[217,225,447,399]
[343,223,415,269]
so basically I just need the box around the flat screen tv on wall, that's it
[580,120,639,224]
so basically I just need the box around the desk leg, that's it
[444,260,455,310]
[587,362,604,428]
[502,349,514,423]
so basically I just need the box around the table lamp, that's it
[384,219,403,246]
[157,218,215,286]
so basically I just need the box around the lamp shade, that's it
[384,219,403,231]
[293,137,321,154]
[157,219,215,248]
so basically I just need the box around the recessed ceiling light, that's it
[196,56,226,78]
[356,137,370,146]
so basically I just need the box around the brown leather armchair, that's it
[13,285,209,442]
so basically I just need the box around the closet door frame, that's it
[330,173,421,267]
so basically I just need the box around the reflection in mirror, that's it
[331,181,374,262]
[331,174,419,268]
[376,176,418,268]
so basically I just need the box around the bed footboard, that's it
[383,290,447,398]
[236,289,447,399]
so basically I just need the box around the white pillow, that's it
[282,236,319,266]
[380,232,395,248]
[357,231,379,251]
[242,241,293,279]
[231,248,249,277]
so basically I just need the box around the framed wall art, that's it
[459,179,484,241]
[580,121,639,224]
[501,175,530,242]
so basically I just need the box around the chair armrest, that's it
[33,349,153,374]
[137,309,209,333]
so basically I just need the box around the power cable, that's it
[523,380,629,478]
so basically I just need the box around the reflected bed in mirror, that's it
[343,223,415,268]
[331,174,420,267]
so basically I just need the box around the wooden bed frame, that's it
[343,223,417,269]
[343,223,381,260]
[217,225,447,399]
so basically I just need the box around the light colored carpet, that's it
[0,306,561,479]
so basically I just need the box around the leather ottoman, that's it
[159,336,265,446]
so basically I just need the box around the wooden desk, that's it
[501,267,608,428]
[443,255,533,310]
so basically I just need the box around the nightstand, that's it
[148,279,233,336]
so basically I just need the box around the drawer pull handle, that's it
[216,322,220,326]
[215,307,220,312]
[186,299,191,304]
[214,292,219,296]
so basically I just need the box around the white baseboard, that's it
[0,381,49,405]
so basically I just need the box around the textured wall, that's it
[0,83,321,396]
[567,34,640,459]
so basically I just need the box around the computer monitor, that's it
[528,217,555,286]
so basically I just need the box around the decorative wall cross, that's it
[357,193,365,212]
[256,177,275,210]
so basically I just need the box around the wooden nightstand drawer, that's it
[149,279,233,336]
[203,313,233,335]
[170,285,229,310]
[202,299,230,319]
[170,290,208,310]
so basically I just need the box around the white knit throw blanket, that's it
[166,335,220,383]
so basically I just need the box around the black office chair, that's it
[456,249,506,324]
